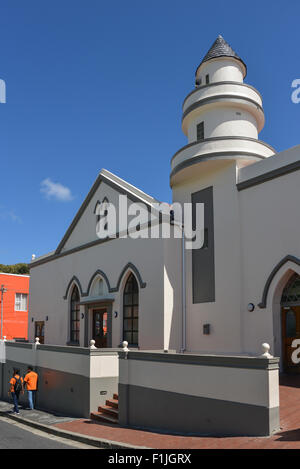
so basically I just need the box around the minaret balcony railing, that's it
[183,81,263,114]
[170,136,276,182]
[182,82,264,134]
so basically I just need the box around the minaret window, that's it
[197,122,204,141]
[195,77,202,87]
[205,74,209,84]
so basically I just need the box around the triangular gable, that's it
[55,169,160,254]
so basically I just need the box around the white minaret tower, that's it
[170,35,275,187]
[171,36,276,355]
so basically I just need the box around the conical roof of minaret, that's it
[196,35,247,77]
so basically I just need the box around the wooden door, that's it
[282,306,300,372]
[35,321,45,344]
[92,310,108,348]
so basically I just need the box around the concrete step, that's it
[98,405,119,417]
[106,398,118,409]
[90,411,118,425]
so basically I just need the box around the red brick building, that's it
[0,272,29,340]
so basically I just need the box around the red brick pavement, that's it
[54,375,300,449]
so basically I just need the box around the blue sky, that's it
[0,0,299,264]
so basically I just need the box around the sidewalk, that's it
[0,401,77,426]
[1,375,300,449]
[0,401,145,449]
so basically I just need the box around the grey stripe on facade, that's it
[79,297,114,305]
[237,159,300,191]
[30,214,164,270]
[30,232,124,269]
[182,95,264,123]
[182,81,263,109]
[30,229,148,269]
[5,341,120,356]
[118,351,279,370]
[1,359,118,418]
[170,151,266,183]
[55,173,157,256]
[258,255,300,309]
[62,262,146,300]
[171,137,275,164]
[118,383,280,437]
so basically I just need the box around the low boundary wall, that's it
[118,351,280,437]
[0,342,119,418]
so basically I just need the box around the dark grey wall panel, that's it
[0,360,117,418]
[35,366,90,417]
[1,360,90,417]
[192,186,215,303]
[119,383,279,437]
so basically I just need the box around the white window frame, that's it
[15,293,28,312]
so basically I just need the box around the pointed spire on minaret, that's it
[196,35,247,77]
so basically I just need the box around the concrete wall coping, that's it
[118,350,280,370]
[5,342,120,357]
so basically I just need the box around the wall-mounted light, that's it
[247,303,255,312]
[31,318,34,322]
[46,316,48,321]
[114,311,118,318]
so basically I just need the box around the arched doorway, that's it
[281,273,300,372]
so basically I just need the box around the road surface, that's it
[0,416,96,449]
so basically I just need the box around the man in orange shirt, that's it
[8,368,24,414]
[23,366,38,410]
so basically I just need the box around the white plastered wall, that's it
[238,147,300,357]
[172,160,243,354]
[29,177,170,349]
[196,58,244,84]
[187,105,258,142]
[29,235,167,349]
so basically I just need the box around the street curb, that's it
[0,411,150,449]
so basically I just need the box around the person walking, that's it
[8,368,24,414]
[23,366,38,410]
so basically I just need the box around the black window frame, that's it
[123,274,139,346]
[70,286,80,344]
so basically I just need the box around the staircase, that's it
[90,393,119,424]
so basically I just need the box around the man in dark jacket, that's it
[8,368,24,414]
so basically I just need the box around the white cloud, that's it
[40,178,74,202]
[0,207,22,224]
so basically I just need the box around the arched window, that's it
[91,278,104,297]
[281,274,300,304]
[70,286,80,343]
[123,273,139,346]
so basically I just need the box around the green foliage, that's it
[0,263,29,275]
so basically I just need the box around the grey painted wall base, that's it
[119,383,280,437]
[0,360,118,418]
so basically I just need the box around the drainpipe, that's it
[181,227,186,353]
[170,215,186,354]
